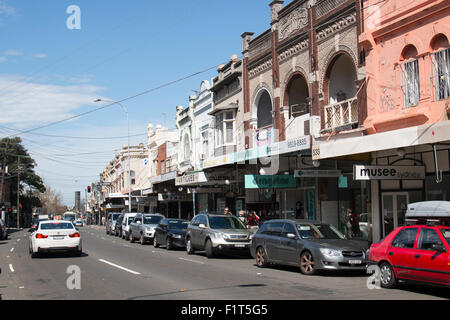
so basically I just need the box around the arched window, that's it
[430,34,450,100]
[286,74,309,118]
[256,90,273,129]
[183,134,190,162]
[401,45,420,108]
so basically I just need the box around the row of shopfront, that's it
[99,126,450,245]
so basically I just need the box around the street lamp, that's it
[94,98,132,213]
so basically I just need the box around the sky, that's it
[0,0,288,206]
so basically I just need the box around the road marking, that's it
[101,237,106,240]
[16,239,21,242]
[19,286,25,289]
[123,244,130,248]
[10,248,14,252]
[98,259,141,275]
[178,257,205,265]
[9,264,14,272]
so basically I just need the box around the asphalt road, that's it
[0,226,448,300]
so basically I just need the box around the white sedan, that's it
[29,220,82,258]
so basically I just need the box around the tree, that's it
[39,185,68,215]
[0,137,46,198]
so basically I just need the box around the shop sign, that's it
[294,169,341,178]
[354,165,426,180]
[245,175,297,189]
[158,193,192,201]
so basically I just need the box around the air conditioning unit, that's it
[309,116,321,137]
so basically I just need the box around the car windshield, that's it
[128,217,135,224]
[143,216,163,225]
[296,223,345,240]
[41,222,74,230]
[112,214,121,220]
[440,229,450,246]
[168,220,189,230]
[209,216,247,230]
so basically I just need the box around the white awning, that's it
[313,120,450,160]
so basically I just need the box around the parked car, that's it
[154,218,189,250]
[185,213,255,258]
[106,213,121,235]
[74,219,83,227]
[121,213,137,240]
[0,219,8,240]
[250,219,368,275]
[369,224,450,288]
[129,213,165,244]
[114,214,124,237]
[29,220,82,258]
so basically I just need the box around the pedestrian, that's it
[224,207,232,215]
[296,201,305,219]
[101,215,106,226]
[343,208,352,238]
[247,211,260,227]
[238,210,247,225]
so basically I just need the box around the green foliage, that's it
[1,137,46,194]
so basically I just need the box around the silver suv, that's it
[185,214,255,258]
[129,213,165,245]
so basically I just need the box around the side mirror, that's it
[199,224,206,228]
[137,221,141,225]
[286,233,297,239]
[432,243,446,253]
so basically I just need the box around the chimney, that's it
[241,32,255,53]
[270,0,284,25]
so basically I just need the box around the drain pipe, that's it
[433,144,443,184]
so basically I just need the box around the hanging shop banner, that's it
[294,170,342,178]
[245,175,297,189]
[353,165,426,180]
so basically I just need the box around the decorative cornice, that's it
[278,39,309,63]
[316,12,357,42]
[248,58,273,79]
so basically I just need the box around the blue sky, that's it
[0,0,286,206]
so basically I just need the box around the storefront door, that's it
[381,192,409,237]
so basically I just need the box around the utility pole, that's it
[17,156,20,229]
[1,139,10,205]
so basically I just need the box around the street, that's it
[0,226,448,300]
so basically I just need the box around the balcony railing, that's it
[323,97,358,131]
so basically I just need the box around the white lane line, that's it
[10,248,14,253]
[98,259,141,275]
[16,239,21,242]
[178,257,205,265]
[101,237,106,240]
[9,264,15,272]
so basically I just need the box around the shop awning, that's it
[313,120,450,160]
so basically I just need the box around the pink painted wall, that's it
[360,0,450,134]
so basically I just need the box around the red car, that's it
[369,225,450,288]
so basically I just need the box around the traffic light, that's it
[87,186,91,193]
[8,208,12,214]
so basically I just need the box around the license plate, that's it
[349,260,362,265]
[53,236,65,240]
[235,244,246,248]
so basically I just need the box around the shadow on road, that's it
[394,282,450,299]
[253,263,368,278]
[32,252,89,259]
[127,283,267,300]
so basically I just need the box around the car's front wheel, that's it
[186,237,194,255]
[154,237,160,248]
[129,232,134,243]
[166,237,173,250]
[205,239,215,258]
[140,234,146,245]
[299,251,316,275]
[379,262,397,289]
[256,246,268,268]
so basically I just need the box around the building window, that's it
[432,48,450,101]
[215,111,235,147]
[201,131,209,158]
[130,170,136,185]
[401,45,420,108]
[183,134,190,162]
[161,160,165,174]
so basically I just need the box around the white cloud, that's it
[33,53,48,59]
[0,0,17,17]
[4,49,23,56]
[0,75,105,126]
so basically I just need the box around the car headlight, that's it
[173,234,183,239]
[213,232,229,239]
[319,249,342,257]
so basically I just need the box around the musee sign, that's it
[354,165,426,180]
